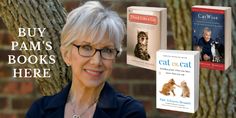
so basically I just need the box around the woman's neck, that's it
[69,79,104,107]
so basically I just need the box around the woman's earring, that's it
[67,63,70,66]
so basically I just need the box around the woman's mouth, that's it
[85,69,103,76]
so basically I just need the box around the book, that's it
[192,5,231,70]
[127,6,167,71]
[156,50,200,113]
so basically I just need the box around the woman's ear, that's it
[60,46,71,66]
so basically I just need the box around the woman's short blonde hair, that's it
[60,1,125,54]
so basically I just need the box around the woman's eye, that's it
[102,48,113,53]
[81,45,93,51]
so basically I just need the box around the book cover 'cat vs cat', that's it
[156,50,200,113]
[127,6,167,71]
[192,5,231,70]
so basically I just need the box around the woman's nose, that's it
[89,51,102,65]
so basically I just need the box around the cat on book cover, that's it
[159,78,177,96]
[180,80,190,98]
[159,79,190,98]
[193,27,224,63]
[134,31,150,61]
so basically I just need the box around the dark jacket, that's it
[198,37,213,60]
[26,82,146,118]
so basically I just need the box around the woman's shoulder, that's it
[116,93,146,117]
[28,94,58,109]
[116,92,143,108]
[26,83,71,118]
[26,95,55,117]
[101,83,146,118]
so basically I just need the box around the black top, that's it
[198,37,213,60]
[26,82,146,118]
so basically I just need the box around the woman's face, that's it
[69,38,115,88]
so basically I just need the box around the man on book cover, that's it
[192,8,226,65]
[197,27,214,61]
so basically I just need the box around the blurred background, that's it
[0,0,235,118]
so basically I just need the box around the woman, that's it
[26,1,146,118]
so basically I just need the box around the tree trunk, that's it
[166,0,236,118]
[0,0,71,95]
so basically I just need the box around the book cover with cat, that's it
[127,6,167,71]
[156,50,200,113]
[192,5,231,70]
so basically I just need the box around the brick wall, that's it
[0,0,188,118]
[0,17,40,118]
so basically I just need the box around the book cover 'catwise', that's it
[192,5,231,70]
